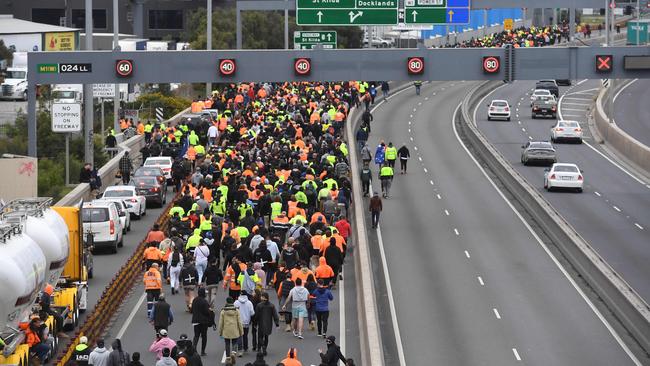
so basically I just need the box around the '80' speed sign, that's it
[407,57,425,75]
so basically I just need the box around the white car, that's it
[144,156,174,183]
[96,199,131,234]
[551,120,583,143]
[101,185,147,219]
[530,89,553,106]
[487,100,511,121]
[82,201,123,253]
[544,163,584,192]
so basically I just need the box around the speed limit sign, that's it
[115,59,134,77]
[219,59,236,76]
[294,58,311,76]
[407,57,425,75]
[482,56,501,74]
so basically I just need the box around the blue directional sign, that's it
[404,0,470,25]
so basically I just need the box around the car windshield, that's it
[554,165,579,173]
[145,159,169,166]
[103,190,133,197]
[538,96,554,102]
[133,177,158,186]
[82,208,109,222]
[530,143,552,149]
[6,70,26,79]
[559,121,579,128]
[135,167,162,176]
[492,101,507,107]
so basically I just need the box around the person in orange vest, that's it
[314,256,335,286]
[24,316,50,365]
[144,263,163,318]
[281,347,302,366]
[223,257,247,299]
[311,230,326,257]
[146,223,166,244]
[137,121,145,135]
[144,242,163,270]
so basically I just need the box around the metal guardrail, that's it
[56,193,179,366]
[457,80,650,358]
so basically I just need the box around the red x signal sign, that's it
[596,55,613,73]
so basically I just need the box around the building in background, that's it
[0,0,232,41]
[0,14,79,52]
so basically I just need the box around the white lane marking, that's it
[430,180,435,185]
[340,262,346,356]
[477,276,484,286]
[512,348,522,361]
[613,79,638,104]
[408,121,412,125]
[562,102,591,106]
[563,96,593,101]
[425,97,429,100]
[454,228,460,236]
[493,308,501,319]
[410,137,413,141]
[375,226,407,366]
[418,102,422,105]
[594,191,601,197]
[455,103,643,365]
[464,250,471,258]
[410,114,413,118]
[517,121,521,124]
[521,128,526,132]
[635,223,644,230]
[413,108,417,111]
[115,292,146,339]
[528,136,533,140]
[613,206,621,212]
[414,146,418,151]
[418,157,422,161]
[436,194,442,199]
[221,351,227,364]
[423,167,428,173]
[516,114,519,118]
[444,209,450,216]
[408,128,411,133]
[583,141,648,186]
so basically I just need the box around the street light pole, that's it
[637,0,641,45]
[113,0,120,134]
[84,0,94,166]
[206,0,212,97]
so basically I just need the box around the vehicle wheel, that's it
[487,116,492,121]
[127,222,131,232]
[123,227,127,234]
[507,117,511,121]
[88,267,93,279]
[532,114,536,119]
[577,188,583,193]
[134,213,141,220]
[112,241,118,254]
[162,194,167,205]
[577,139,583,144]
[22,91,27,101]
[118,238,123,248]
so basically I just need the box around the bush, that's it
[124,92,191,121]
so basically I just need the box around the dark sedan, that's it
[133,166,167,190]
[130,176,167,207]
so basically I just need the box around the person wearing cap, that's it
[150,294,174,333]
[72,336,92,366]
[174,334,191,358]
[218,297,244,357]
[190,287,212,356]
[369,192,382,229]
[88,339,110,366]
[149,329,177,360]
[318,336,346,366]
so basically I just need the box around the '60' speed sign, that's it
[116,59,134,77]
[407,57,424,75]
[294,58,311,76]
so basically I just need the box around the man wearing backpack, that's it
[237,266,260,296]
[282,277,310,339]
[168,247,183,295]
[180,259,199,312]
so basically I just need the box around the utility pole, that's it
[113,0,120,135]
[285,0,289,49]
[84,0,94,166]
[206,0,212,97]
[636,0,641,45]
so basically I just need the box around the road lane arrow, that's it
[317,11,324,23]
[349,10,363,23]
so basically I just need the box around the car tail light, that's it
[533,107,539,111]
[575,128,582,132]
[130,198,138,202]
[110,220,115,235]
[490,107,495,111]
[152,187,160,192]
[556,128,564,131]
[163,168,171,172]
[504,107,510,111]
[550,174,556,179]
[578,175,583,181]
[551,106,557,111]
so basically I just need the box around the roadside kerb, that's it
[593,83,650,175]
[56,193,179,366]
[56,107,190,207]
[457,80,650,357]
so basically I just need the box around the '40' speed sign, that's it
[294,58,311,76]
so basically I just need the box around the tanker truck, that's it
[0,198,91,366]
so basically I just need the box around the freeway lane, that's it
[477,80,650,303]
[613,79,650,148]
[367,81,638,365]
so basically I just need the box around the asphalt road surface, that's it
[477,80,650,305]
[366,80,640,365]
[613,79,650,148]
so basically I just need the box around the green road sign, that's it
[294,31,337,49]
[297,9,398,25]
[37,64,59,73]
[296,0,398,25]
[404,0,471,24]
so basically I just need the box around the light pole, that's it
[636,0,641,45]
[84,0,94,166]
[113,0,120,134]
[206,0,212,97]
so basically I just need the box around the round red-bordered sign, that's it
[482,56,500,74]
[115,59,134,77]
[407,57,425,75]
[294,58,311,76]
[219,59,236,76]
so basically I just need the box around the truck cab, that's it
[52,84,83,104]
[1,67,28,100]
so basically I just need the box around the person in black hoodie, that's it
[323,238,343,286]
[127,352,143,366]
[253,242,273,273]
[253,292,279,356]
[318,336,346,366]
[180,259,199,312]
[190,288,213,356]
[203,260,223,307]
[107,339,130,366]
[181,345,202,366]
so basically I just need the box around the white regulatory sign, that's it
[93,83,116,98]
[52,103,82,132]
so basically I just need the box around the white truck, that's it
[1,52,28,101]
[52,84,83,104]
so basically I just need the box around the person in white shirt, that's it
[207,124,219,146]
[194,241,210,283]
[234,291,255,354]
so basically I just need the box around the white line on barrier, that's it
[464,250,470,258]
[493,308,501,319]
[444,209,450,216]
[512,348,522,361]
[454,228,460,236]
[634,223,644,230]
[477,276,484,286]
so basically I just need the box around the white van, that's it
[82,201,123,253]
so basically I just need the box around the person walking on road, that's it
[155,348,176,366]
[194,241,210,284]
[190,287,213,356]
[218,297,244,357]
[72,336,92,366]
[180,259,199,312]
[150,294,174,333]
[144,263,163,318]
[374,142,385,167]
[384,142,397,168]
[369,192,382,229]
[318,336,347,366]
[360,144,372,166]
[203,259,223,307]
[253,292,279,356]
[234,291,255,355]
[282,277,310,339]
[355,126,368,151]
[360,163,372,197]
[88,339,110,366]
[397,144,410,174]
[107,339,130,366]
[414,81,422,96]
[149,330,177,360]
[168,246,183,295]
[312,279,334,337]
[361,109,373,133]
[381,81,390,99]
[118,151,133,184]
[379,163,394,198]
